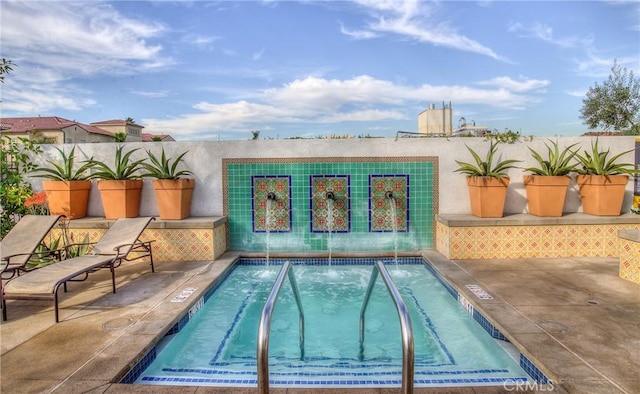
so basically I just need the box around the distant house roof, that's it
[90,119,144,128]
[142,133,175,142]
[0,116,114,137]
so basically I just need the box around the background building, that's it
[0,117,114,143]
[418,102,453,136]
[0,116,173,143]
[452,117,489,136]
[90,119,144,142]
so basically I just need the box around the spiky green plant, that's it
[523,140,580,176]
[25,236,63,270]
[31,145,95,181]
[454,139,521,179]
[85,145,145,180]
[573,138,637,176]
[140,148,192,180]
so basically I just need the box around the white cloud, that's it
[574,50,640,78]
[182,34,221,47]
[131,90,171,98]
[319,109,405,123]
[252,47,266,61]
[143,74,542,137]
[1,0,171,114]
[478,76,549,92]
[340,25,379,40]
[508,22,581,48]
[2,1,169,74]
[1,86,96,113]
[342,0,509,61]
[565,90,585,98]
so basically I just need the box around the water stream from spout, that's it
[327,200,333,266]
[265,198,273,267]
[388,196,398,265]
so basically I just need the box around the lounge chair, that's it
[1,217,155,322]
[1,215,63,280]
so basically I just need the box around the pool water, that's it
[134,258,533,387]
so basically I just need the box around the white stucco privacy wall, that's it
[27,136,639,217]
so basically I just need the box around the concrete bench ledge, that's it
[618,229,640,243]
[62,216,227,230]
[52,216,229,262]
[436,213,639,260]
[437,212,640,227]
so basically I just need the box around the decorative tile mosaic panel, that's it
[369,175,409,232]
[47,227,221,262]
[223,157,438,253]
[619,237,640,284]
[47,228,104,251]
[437,222,640,260]
[140,229,215,262]
[252,175,292,232]
[436,222,451,259]
[310,175,350,233]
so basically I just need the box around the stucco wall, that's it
[27,136,639,217]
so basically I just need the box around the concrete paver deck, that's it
[1,251,638,393]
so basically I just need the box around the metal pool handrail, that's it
[359,261,414,394]
[257,261,305,394]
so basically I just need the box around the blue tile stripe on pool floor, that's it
[140,375,530,386]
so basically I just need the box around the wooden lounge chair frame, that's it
[1,217,155,323]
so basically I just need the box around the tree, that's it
[580,61,640,134]
[0,136,43,238]
[0,58,14,83]
[113,132,127,142]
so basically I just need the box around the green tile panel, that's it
[223,157,438,252]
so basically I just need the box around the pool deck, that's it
[1,250,638,394]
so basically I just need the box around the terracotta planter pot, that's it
[576,175,629,216]
[523,175,571,217]
[42,180,92,219]
[97,179,143,219]
[466,176,510,218]
[152,178,195,220]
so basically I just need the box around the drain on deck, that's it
[535,320,571,335]
[102,317,134,330]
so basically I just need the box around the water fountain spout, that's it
[385,191,394,199]
[266,192,277,201]
[326,191,335,200]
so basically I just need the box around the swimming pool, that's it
[126,257,546,388]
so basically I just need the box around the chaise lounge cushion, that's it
[3,255,116,295]
[2,217,155,322]
[0,215,62,277]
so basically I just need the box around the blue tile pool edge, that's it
[121,257,552,386]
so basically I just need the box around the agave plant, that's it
[86,145,146,180]
[31,145,95,181]
[523,139,580,176]
[140,148,192,180]
[454,139,521,179]
[573,138,637,176]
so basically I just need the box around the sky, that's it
[1,1,639,141]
